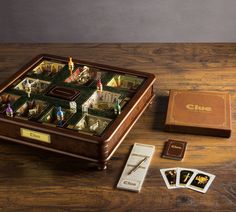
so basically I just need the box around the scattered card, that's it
[160,167,179,189]
[186,170,215,193]
[176,168,196,188]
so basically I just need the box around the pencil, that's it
[128,156,148,175]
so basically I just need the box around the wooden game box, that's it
[0,54,155,169]
[165,90,232,137]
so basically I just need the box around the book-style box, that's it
[165,90,232,137]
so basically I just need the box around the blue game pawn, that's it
[56,106,64,126]
[6,103,13,117]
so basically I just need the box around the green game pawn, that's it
[114,99,121,115]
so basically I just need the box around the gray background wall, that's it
[0,0,236,42]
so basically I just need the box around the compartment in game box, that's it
[27,60,66,79]
[39,106,74,127]
[82,90,122,111]
[0,93,21,113]
[64,65,101,86]
[107,74,145,91]
[67,114,112,136]
[14,77,51,97]
[15,99,49,121]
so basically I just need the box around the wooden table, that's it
[0,44,235,211]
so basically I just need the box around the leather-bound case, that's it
[162,139,187,160]
[165,90,232,137]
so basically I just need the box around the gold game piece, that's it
[68,57,74,76]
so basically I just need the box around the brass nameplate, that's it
[20,128,51,143]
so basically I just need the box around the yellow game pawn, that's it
[68,57,74,76]
[117,75,121,87]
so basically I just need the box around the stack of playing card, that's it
[160,168,215,193]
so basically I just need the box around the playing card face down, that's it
[160,168,178,189]
[176,168,195,187]
[186,170,215,193]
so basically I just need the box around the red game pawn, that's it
[97,78,103,92]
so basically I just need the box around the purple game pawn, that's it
[6,103,13,117]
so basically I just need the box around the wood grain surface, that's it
[0,44,235,212]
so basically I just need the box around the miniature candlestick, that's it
[6,103,13,117]
[114,99,121,115]
[68,57,74,76]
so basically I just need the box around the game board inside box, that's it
[0,54,155,169]
[3,59,144,136]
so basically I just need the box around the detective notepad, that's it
[165,90,232,137]
[117,143,155,192]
